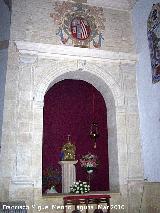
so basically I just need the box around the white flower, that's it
[70,180,90,194]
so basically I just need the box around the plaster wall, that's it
[132,0,160,182]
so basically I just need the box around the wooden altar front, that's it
[63,194,111,213]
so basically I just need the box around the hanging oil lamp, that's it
[90,91,100,149]
[90,122,99,149]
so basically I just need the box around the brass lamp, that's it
[90,122,99,149]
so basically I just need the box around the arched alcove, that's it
[35,67,120,194]
[1,42,143,209]
[46,70,119,192]
[42,79,109,193]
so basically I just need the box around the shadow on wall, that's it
[0,0,11,146]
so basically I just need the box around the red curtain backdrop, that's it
[42,79,109,193]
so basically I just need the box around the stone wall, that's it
[11,0,134,53]
[142,182,160,213]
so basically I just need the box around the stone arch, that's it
[33,63,125,192]
[34,63,122,106]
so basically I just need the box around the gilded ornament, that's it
[62,135,76,160]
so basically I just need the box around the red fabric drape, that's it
[42,79,109,193]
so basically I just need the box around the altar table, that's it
[63,194,111,213]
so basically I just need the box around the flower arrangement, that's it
[80,153,98,169]
[70,181,90,194]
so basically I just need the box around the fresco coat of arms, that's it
[148,3,160,83]
[50,0,106,48]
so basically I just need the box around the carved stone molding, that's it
[11,176,34,186]
[19,53,37,65]
[77,59,87,70]
[15,41,137,63]
[33,91,44,108]
[10,40,142,198]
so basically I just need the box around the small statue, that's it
[62,135,76,161]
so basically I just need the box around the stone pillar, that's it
[59,160,78,193]
[8,53,37,203]
[14,54,37,178]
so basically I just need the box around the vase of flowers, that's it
[70,181,90,194]
[86,166,94,174]
[80,153,98,173]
